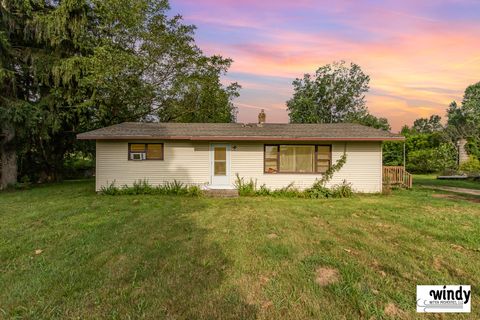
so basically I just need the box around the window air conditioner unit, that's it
[130,152,146,160]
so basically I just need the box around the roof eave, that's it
[77,134,405,141]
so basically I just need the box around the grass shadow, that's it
[0,181,257,319]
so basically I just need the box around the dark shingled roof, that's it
[77,122,404,141]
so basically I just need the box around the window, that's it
[213,146,227,175]
[264,144,331,174]
[317,146,331,173]
[280,145,315,173]
[264,145,278,173]
[128,143,163,160]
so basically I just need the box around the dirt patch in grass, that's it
[315,267,340,286]
[451,243,465,251]
[431,193,480,203]
[259,275,270,285]
[375,222,393,229]
[267,233,278,239]
[370,259,388,278]
[433,256,443,270]
[384,302,407,318]
[261,300,273,310]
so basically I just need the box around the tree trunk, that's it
[1,126,17,189]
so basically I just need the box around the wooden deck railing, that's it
[383,166,413,189]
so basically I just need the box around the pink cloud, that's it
[173,0,480,131]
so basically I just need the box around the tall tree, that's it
[447,82,480,130]
[462,82,480,121]
[349,113,391,131]
[445,82,480,158]
[444,83,480,149]
[287,61,370,124]
[446,101,465,127]
[0,0,240,183]
[412,115,443,133]
[0,0,57,186]
[157,55,240,122]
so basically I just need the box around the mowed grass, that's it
[414,174,480,190]
[1,181,479,319]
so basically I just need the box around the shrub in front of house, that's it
[100,180,202,196]
[330,180,354,198]
[304,181,332,198]
[270,183,304,198]
[234,175,303,197]
[304,180,354,198]
[234,175,258,196]
[234,153,354,198]
[234,174,353,198]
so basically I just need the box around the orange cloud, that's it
[177,0,480,131]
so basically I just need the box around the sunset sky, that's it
[170,0,480,131]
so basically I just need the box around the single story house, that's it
[77,117,404,193]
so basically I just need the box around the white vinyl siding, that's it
[230,141,382,193]
[95,141,210,191]
[95,140,382,193]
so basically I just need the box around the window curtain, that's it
[279,145,314,172]
[295,146,315,172]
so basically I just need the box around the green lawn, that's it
[1,181,479,319]
[414,174,480,190]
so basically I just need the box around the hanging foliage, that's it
[0,0,240,183]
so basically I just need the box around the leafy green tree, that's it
[382,129,456,172]
[462,81,480,125]
[400,125,411,135]
[456,82,480,149]
[412,115,443,133]
[157,56,240,122]
[350,113,391,131]
[287,61,370,124]
[446,83,480,136]
[382,141,404,166]
[446,101,465,127]
[0,0,75,184]
[445,82,480,161]
[407,143,457,173]
[465,137,480,160]
[0,0,240,183]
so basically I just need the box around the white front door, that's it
[210,144,230,187]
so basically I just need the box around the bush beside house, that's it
[459,156,480,176]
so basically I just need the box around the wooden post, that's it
[403,143,407,187]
